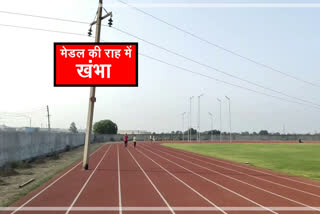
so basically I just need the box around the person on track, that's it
[124,133,128,148]
[133,135,137,148]
[152,136,155,143]
[149,135,152,143]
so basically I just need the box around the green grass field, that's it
[163,143,320,181]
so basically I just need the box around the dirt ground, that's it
[0,142,107,206]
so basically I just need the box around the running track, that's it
[3,142,320,214]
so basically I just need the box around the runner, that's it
[152,135,156,143]
[133,135,137,148]
[124,133,128,148]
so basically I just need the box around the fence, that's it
[1,131,320,167]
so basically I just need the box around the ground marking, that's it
[137,149,228,214]
[65,144,112,214]
[10,143,107,214]
[127,149,175,214]
[3,206,320,211]
[149,145,320,212]
[117,145,122,214]
[141,145,278,214]
[160,145,320,199]
[164,144,320,189]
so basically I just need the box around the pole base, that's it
[84,164,89,170]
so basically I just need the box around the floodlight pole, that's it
[208,112,213,141]
[182,112,186,141]
[197,94,204,142]
[217,98,222,143]
[225,96,232,143]
[83,0,104,170]
[189,96,194,142]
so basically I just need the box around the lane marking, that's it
[141,145,278,214]
[137,149,228,214]
[117,145,122,214]
[163,144,320,189]
[3,206,320,211]
[147,145,320,212]
[65,144,112,214]
[127,149,175,214]
[160,145,320,199]
[10,143,107,214]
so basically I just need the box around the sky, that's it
[0,0,319,134]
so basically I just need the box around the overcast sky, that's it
[0,0,319,134]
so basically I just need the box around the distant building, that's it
[0,125,16,132]
[16,127,40,133]
[118,130,151,135]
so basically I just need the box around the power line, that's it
[139,52,320,110]
[1,10,319,107]
[0,23,87,37]
[0,10,89,25]
[0,21,319,110]
[111,26,320,108]
[115,0,320,88]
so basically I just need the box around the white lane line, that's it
[141,146,278,214]
[117,145,122,214]
[65,144,112,214]
[163,145,320,189]
[148,145,320,212]
[127,149,175,214]
[3,206,320,211]
[160,146,320,199]
[137,149,228,214]
[10,143,107,214]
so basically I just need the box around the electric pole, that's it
[83,0,113,170]
[46,105,51,132]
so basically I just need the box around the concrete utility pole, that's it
[225,96,232,143]
[217,98,222,143]
[182,112,186,141]
[83,0,112,170]
[46,105,51,131]
[197,94,204,142]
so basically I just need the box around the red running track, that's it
[2,142,320,214]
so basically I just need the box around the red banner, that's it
[54,43,138,86]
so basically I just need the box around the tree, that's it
[93,120,118,134]
[185,128,197,135]
[241,131,249,135]
[69,122,78,133]
[259,130,269,135]
[206,129,220,135]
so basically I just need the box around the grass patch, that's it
[0,142,106,207]
[164,143,320,181]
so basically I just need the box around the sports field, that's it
[164,143,320,181]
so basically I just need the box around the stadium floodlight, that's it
[189,96,194,142]
[181,112,186,141]
[225,96,232,143]
[197,93,204,142]
[208,112,213,141]
[217,98,222,143]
